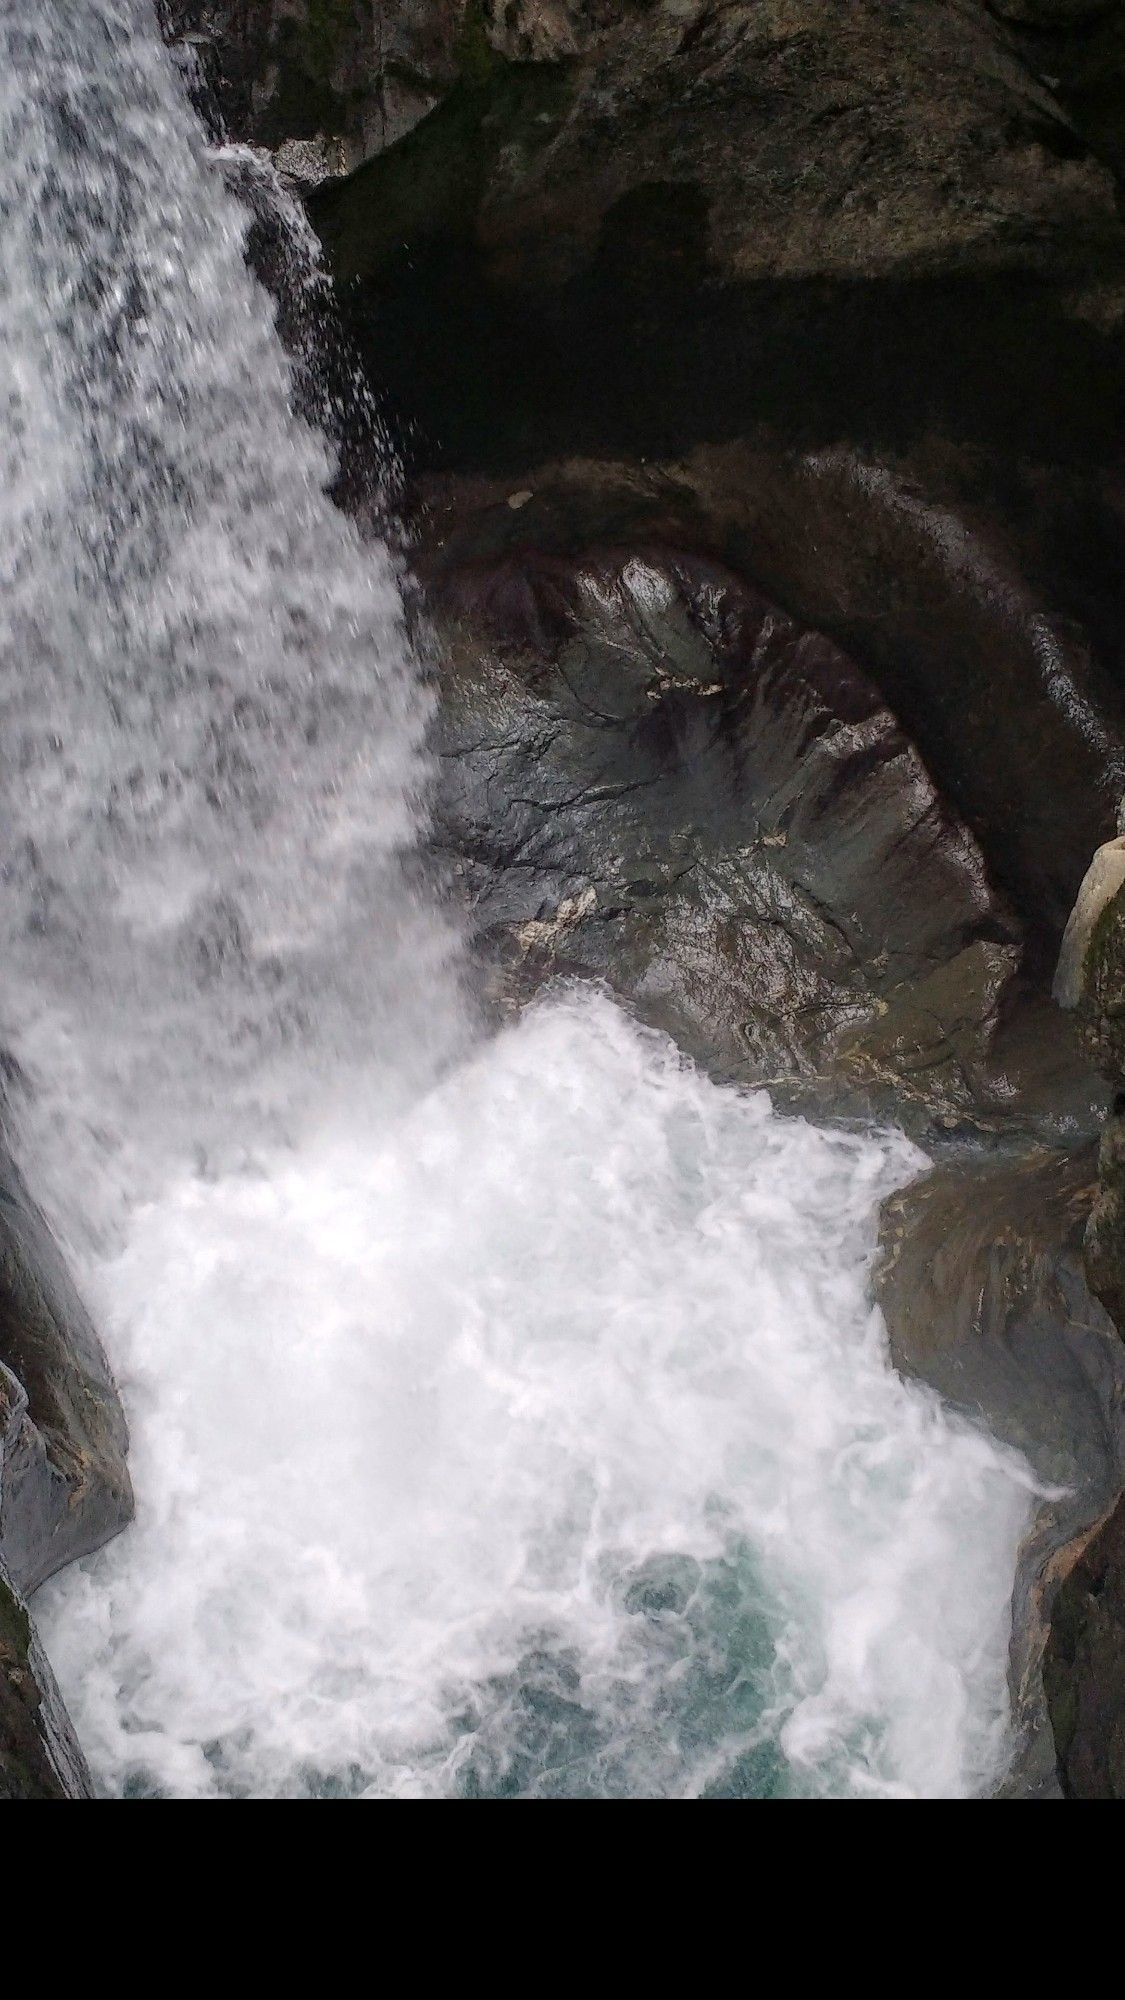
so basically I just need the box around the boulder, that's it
[877,1141,1125,1792]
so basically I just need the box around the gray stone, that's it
[877,1142,1125,1793]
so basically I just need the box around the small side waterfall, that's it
[1,1,1039,1798]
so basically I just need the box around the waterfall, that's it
[0,0,463,1246]
[1,0,1038,1798]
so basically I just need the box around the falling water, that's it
[0,0,463,1241]
[1,0,1037,1798]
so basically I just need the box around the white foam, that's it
[40,990,1035,1798]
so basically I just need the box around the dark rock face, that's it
[675,446,1125,942]
[878,1142,1125,1790]
[159,0,468,174]
[423,487,1115,1150]
[0,1150,132,1597]
[419,453,1125,971]
[284,3,1125,941]
[431,529,1031,1123]
[1073,877,1125,1080]
[0,1140,133,1798]
[169,4,1125,472]
[1039,864,1125,1793]
[307,13,1125,469]
[0,1563,93,1801]
[173,5,1125,933]
[1044,1491,1125,1797]
[879,1143,1123,1500]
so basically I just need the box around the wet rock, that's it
[427,530,1095,1136]
[292,1,1125,478]
[0,1561,93,1800]
[416,451,1125,947]
[879,1144,1122,1497]
[0,1144,133,1596]
[678,445,1125,941]
[877,1141,1125,1792]
[420,468,1111,1148]
[178,8,1125,936]
[0,1138,132,1799]
[159,0,470,181]
[1043,1489,1125,1797]
[830,941,1024,1130]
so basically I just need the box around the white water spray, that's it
[0,0,462,1241]
[2,0,1036,1798]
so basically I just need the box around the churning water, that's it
[2,0,1036,1798]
